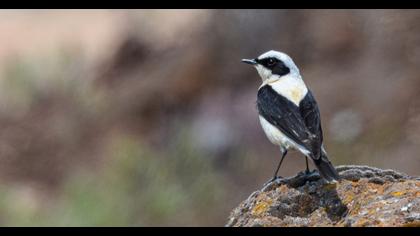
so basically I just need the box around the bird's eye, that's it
[267,58,276,66]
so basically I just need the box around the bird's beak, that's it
[241,58,257,65]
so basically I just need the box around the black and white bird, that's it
[242,50,340,183]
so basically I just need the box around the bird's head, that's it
[242,50,300,82]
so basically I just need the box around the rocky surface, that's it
[226,165,420,227]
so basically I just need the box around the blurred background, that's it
[0,9,419,226]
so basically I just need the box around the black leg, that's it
[305,156,310,174]
[271,150,287,181]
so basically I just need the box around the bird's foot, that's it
[305,169,317,175]
[300,169,317,176]
[298,169,319,183]
[262,176,283,191]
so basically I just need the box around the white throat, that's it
[251,50,308,106]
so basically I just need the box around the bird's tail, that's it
[313,151,340,183]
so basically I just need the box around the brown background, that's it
[0,9,418,226]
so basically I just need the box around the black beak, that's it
[241,58,257,65]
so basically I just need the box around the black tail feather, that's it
[313,152,340,182]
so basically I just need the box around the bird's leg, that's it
[271,149,287,181]
[301,156,317,180]
[305,156,310,174]
[263,149,288,187]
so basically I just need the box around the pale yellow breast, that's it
[267,75,308,106]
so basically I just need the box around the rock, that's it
[226,165,420,227]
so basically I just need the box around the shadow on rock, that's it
[264,171,348,223]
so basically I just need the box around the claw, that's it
[299,169,317,177]
[305,169,317,175]
[261,176,284,192]
[263,176,283,187]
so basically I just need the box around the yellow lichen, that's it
[391,191,405,197]
[252,199,273,216]
[351,201,361,215]
[343,194,354,205]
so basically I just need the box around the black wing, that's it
[257,85,323,159]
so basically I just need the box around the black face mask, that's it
[255,57,290,76]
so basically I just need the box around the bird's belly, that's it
[258,115,293,149]
[258,116,311,156]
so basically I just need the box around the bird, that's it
[242,50,340,183]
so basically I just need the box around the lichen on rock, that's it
[226,165,420,227]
